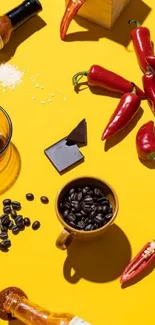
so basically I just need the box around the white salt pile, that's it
[0,63,24,89]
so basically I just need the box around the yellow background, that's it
[0,0,155,325]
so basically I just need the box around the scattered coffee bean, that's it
[40,196,49,204]
[8,220,14,230]
[1,215,10,226]
[1,225,8,232]
[11,209,17,219]
[15,216,24,227]
[32,221,40,230]
[12,225,20,235]
[3,199,11,206]
[2,240,11,248]
[0,232,8,239]
[12,201,21,211]
[3,206,11,214]
[26,193,34,201]
[24,218,31,227]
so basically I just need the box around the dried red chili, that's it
[73,65,146,99]
[101,85,141,141]
[120,241,155,284]
[60,0,87,40]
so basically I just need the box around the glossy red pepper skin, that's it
[73,65,146,99]
[145,55,155,73]
[142,72,155,115]
[101,89,141,141]
[136,121,155,160]
[120,241,155,284]
[60,0,87,40]
[129,20,153,73]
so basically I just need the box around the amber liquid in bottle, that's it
[3,293,81,325]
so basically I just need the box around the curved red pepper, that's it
[101,86,141,141]
[129,20,154,73]
[60,0,87,40]
[73,65,146,99]
[136,121,155,160]
[142,71,155,115]
[145,55,155,73]
[120,241,155,284]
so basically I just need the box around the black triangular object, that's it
[67,119,87,145]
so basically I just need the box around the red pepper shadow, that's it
[74,83,122,99]
[121,259,155,288]
[63,224,132,284]
[64,0,151,47]
[104,107,144,151]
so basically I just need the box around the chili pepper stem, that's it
[147,152,155,160]
[72,71,89,86]
[128,20,141,27]
[130,83,137,94]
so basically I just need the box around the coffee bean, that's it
[1,225,8,232]
[102,205,110,214]
[85,187,90,192]
[32,221,40,230]
[84,218,89,224]
[0,232,8,239]
[24,218,31,227]
[89,190,94,196]
[59,202,64,211]
[78,188,82,192]
[3,199,11,206]
[105,213,113,220]
[71,193,78,201]
[12,201,21,211]
[8,220,14,230]
[84,197,94,204]
[97,206,103,213]
[83,206,91,213]
[77,221,85,229]
[97,197,106,203]
[3,206,11,214]
[69,188,75,195]
[89,210,97,218]
[11,209,17,219]
[63,210,69,218]
[67,214,76,222]
[64,202,70,209]
[77,192,82,201]
[15,216,23,226]
[26,193,34,201]
[81,210,87,216]
[2,240,11,248]
[12,225,20,235]
[101,198,109,205]
[93,223,99,230]
[74,203,81,212]
[1,215,10,226]
[19,222,25,230]
[94,188,102,196]
[69,221,76,228]
[40,196,49,204]
[95,215,103,225]
[75,213,82,218]
[82,188,87,195]
[85,224,93,231]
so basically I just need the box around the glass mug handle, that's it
[56,229,73,250]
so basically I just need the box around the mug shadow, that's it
[64,0,151,47]
[9,320,25,325]
[63,224,132,284]
[0,143,21,195]
[104,107,144,151]
[122,259,155,288]
[0,16,46,63]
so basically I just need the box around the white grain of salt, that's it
[0,63,23,88]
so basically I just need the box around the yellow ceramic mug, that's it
[56,177,119,250]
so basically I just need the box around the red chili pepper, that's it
[142,71,155,115]
[129,20,154,73]
[136,121,155,160]
[73,65,146,99]
[60,0,87,40]
[120,241,155,284]
[101,86,141,141]
[145,55,155,73]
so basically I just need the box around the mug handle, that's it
[56,228,73,250]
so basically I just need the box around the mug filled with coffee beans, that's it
[55,177,119,250]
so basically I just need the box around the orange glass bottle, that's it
[0,0,42,50]
[2,289,92,325]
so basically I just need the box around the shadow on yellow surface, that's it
[0,143,21,195]
[0,16,46,63]
[104,107,144,151]
[64,0,151,47]
[9,319,25,325]
[63,224,131,283]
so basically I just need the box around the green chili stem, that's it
[72,71,88,86]
[128,20,141,27]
